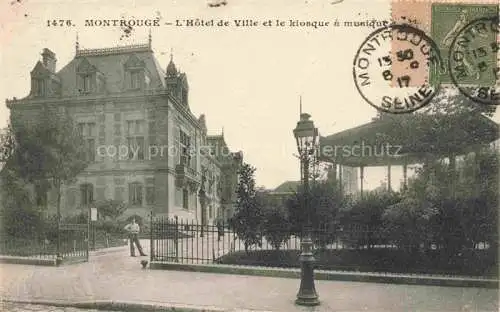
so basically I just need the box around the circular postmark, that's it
[353,24,444,114]
[448,15,499,105]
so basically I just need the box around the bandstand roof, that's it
[318,114,499,167]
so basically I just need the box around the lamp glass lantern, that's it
[294,113,319,156]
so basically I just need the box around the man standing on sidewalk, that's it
[124,218,147,257]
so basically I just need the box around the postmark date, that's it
[47,20,75,27]
[475,87,499,103]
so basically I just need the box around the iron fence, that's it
[0,222,89,260]
[150,217,399,264]
[150,216,498,277]
[0,221,128,261]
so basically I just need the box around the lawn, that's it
[216,248,498,277]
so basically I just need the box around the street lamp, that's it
[293,112,320,306]
[199,169,207,238]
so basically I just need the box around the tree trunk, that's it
[56,180,62,219]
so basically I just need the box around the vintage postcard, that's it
[0,0,498,311]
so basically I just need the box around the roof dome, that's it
[166,57,177,77]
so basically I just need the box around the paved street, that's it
[0,241,498,312]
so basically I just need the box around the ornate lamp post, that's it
[293,112,320,306]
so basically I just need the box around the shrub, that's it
[382,198,436,253]
[338,190,401,249]
[262,209,290,250]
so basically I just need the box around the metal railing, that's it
[0,224,88,260]
[150,216,498,277]
[0,221,126,262]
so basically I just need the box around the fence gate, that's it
[58,223,89,264]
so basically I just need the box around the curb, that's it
[0,256,56,266]
[150,262,499,289]
[1,299,273,312]
[0,245,127,266]
[0,255,88,266]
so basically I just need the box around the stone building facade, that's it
[5,39,242,223]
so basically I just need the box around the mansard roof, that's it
[30,61,61,84]
[124,53,146,68]
[76,57,99,73]
[56,44,166,96]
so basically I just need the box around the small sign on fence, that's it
[90,207,98,221]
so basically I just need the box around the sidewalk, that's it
[0,241,498,312]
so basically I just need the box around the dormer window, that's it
[130,71,141,90]
[76,58,103,95]
[34,78,46,97]
[82,74,91,93]
[124,54,148,91]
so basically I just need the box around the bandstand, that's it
[317,113,499,196]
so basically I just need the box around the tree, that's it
[229,163,263,253]
[382,197,436,253]
[374,90,497,158]
[339,190,402,249]
[0,124,16,163]
[383,145,499,256]
[286,180,342,248]
[0,166,40,237]
[9,104,88,222]
[259,192,291,250]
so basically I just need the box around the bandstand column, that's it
[338,164,343,194]
[360,166,364,198]
[402,161,408,191]
[387,163,392,192]
[332,163,337,184]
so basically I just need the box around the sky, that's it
[1,0,499,190]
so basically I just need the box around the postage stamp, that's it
[391,0,499,87]
[448,15,499,105]
[391,0,499,28]
[353,23,444,114]
[431,3,498,86]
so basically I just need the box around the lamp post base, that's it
[295,234,320,306]
[295,295,320,307]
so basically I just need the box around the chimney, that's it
[41,48,56,72]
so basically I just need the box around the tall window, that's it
[78,122,96,162]
[179,129,191,165]
[80,183,94,206]
[86,138,95,162]
[35,184,47,207]
[35,79,45,97]
[182,188,189,209]
[146,178,155,205]
[126,120,145,160]
[129,182,143,206]
[130,71,141,89]
[82,74,91,93]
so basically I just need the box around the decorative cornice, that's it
[6,89,169,108]
[76,44,152,57]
